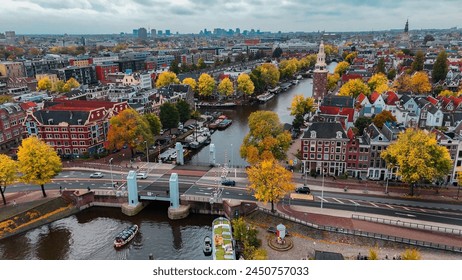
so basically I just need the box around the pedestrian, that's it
[59,185,62,194]
[13,200,16,207]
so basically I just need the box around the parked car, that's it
[295,186,311,194]
[221,178,236,186]
[136,172,147,179]
[90,172,104,178]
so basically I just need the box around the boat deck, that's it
[212,217,235,260]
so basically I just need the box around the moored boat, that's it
[256,92,275,103]
[114,224,138,248]
[217,118,232,130]
[212,217,235,260]
[203,236,212,256]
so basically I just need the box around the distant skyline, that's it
[2,0,461,35]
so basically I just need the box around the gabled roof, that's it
[426,96,439,106]
[427,104,440,115]
[400,94,414,104]
[319,106,355,122]
[32,110,90,126]
[369,91,382,103]
[356,93,367,103]
[19,101,37,111]
[385,91,399,105]
[303,122,347,139]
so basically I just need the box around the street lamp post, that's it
[144,141,149,164]
[230,144,233,168]
[321,167,325,209]
[385,170,389,194]
[109,158,114,188]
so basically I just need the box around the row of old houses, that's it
[302,91,462,184]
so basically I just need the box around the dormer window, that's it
[310,131,316,138]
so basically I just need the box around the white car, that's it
[90,172,104,178]
[136,172,147,179]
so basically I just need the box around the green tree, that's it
[156,71,180,88]
[107,108,153,157]
[372,110,397,128]
[169,59,180,74]
[159,102,180,132]
[198,73,216,97]
[376,57,386,74]
[354,116,373,136]
[237,73,255,97]
[272,47,283,59]
[144,113,162,136]
[217,77,234,96]
[197,58,206,69]
[411,51,425,72]
[175,99,191,123]
[247,159,295,212]
[334,61,350,77]
[0,154,17,205]
[381,129,452,196]
[339,78,371,97]
[17,137,62,198]
[432,50,448,83]
[249,67,266,94]
[387,68,397,81]
[240,111,291,165]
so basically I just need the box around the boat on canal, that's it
[114,224,139,248]
[256,92,275,103]
[203,236,212,256]
[212,217,235,260]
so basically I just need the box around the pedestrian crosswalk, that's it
[311,195,437,213]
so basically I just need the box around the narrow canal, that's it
[0,63,337,260]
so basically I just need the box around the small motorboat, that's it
[114,224,139,248]
[203,236,212,256]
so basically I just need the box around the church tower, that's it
[312,40,329,100]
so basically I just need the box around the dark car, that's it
[221,179,236,186]
[295,186,311,194]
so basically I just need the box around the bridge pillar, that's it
[167,172,190,219]
[121,170,144,216]
[209,143,216,166]
[175,142,184,165]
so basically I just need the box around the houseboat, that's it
[256,92,275,103]
[212,217,235,260]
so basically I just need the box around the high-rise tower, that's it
[312,40,329,100]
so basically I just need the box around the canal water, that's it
[0,63,336,260]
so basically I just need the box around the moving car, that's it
[221,178,236,186]
[90,172,104,178]
[295,186,311,194]
[136,172,147,179]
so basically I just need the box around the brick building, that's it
[23,100,129,157]
[0,102,26,152]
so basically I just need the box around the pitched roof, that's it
[385,91,399,105]
[369,91,381,103]
[32,110,90,126]
[356,92,367,103]
[426,96,439,106]
[319,106,355,122]
[303,122,347,139]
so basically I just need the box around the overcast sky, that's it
[2,0,462,34]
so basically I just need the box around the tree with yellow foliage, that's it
[290,95,316,117]
[156,71,180,88]
[240,111,292,165]
[338,78,371,98]
[260,63,280,88]
[182,77,197,92]
[62,77,80,92]
[37,77,52,91]
[410,71,432,94]
[368,73,389,93]
[401,248,421,260]
[237,73,255,97]
[198,73,216,97]
[372,110,396,128]
[299,54,317,70]
[345,52,357,64]
[393,74,412,93]
[17,137,62,198]
[279,58,298,80]
[52,80,65,92]
[438,89,456,97]
[334,61,350,77]
[107,108,153,158]
[327,73,340,92]
[0,154,18,205]
[217,77,234,96]
[0,95,13,104]
[381,129,452,196]
[246,159,295,212]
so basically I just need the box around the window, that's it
[324,154,329,160]
[310,146,315,152]
[317,154,322,159]
[80,141,85,146]
[310,154,315,159]
[303,146,308,152]
[317,147,322,152]
[324,147,329,153]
